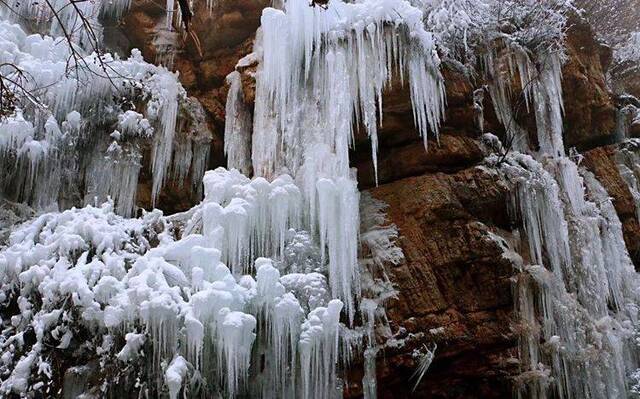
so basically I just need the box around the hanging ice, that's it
[225,71,253,176]
[223,0,446,324]
[251,0,446,181]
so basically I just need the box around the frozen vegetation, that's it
[0,2,212,215]
[0,0,411,395]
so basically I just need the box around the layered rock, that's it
[583,145,640,267]
[360,168,517,398]
[344,12,632,398]
[118,2,635,396]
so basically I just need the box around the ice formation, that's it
[0,168,404,397]
[0,14,212,215]
[444,1,640,396]
[251,0,446,181]
[616,139,640,222]
[222,0,446,327]
[423,0,570,154]
[481,8,640,394]
[4,0,640,397]
[224,71,253,176]
[499,152,640,398]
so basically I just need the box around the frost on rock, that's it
[480,13,640,390]
[0,18,212,215]
[421,0,571,154]
[455,4,640,393]
[616,139,640,222]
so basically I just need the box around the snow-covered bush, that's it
[0,18,212,216]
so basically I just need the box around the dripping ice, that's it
[482,22,640,398]
[0,0,430,394]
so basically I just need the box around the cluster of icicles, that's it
[223,0,447,330]
[0,5,212,216]
[0,169,401,398]
[0,0,443,396]
[481,39,640,398]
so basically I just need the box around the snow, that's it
[0,180,394,397]
[0,164,408,396]
[4,0,638,398]
[117,333,145,362]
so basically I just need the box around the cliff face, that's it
[116,2,639,397]
[362,169,516,398]
[354,19,640,398]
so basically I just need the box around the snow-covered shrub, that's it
[423,0,572,65]
[0,19,212,215]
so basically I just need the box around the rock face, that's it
[364,168,518,398]
[111,2,637,397]
[119,0,267,128]
[346,12,630,399]
[100,0,268,212]
[583,145,640,267]
[561,19,617,150]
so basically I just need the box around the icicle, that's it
[252,0,446,180]
[616,140,640,222]
[215,308,257,397]
[316,177,360,323]
[483,50,530,152]
[201,168,301,273]
[0,19,204,214]
[531,52,565,157]
[299,299,343,399]
[165,356,188,399]
[497,150,640,399]
[225,71,253,176]
[500,153,572,281]
[151,72,181,206]
[84,142,142,217]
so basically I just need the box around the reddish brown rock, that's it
[352,18,617,188]
[349,167,519,398]
[354,135,485,189]
[562,18,617,150]
[583,146,640,267]
[107,0,265,212]
[119,0,266,127]
[107,3,638,397]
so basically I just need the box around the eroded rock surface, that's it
[361,168,517,398]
